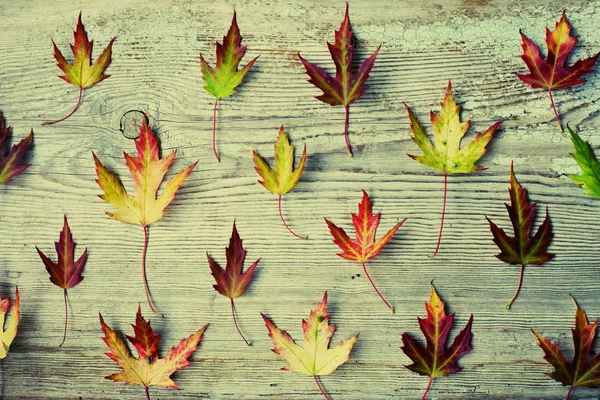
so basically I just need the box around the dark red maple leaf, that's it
[533,297,600,400]
[0,114,33,185]
[401,284,473,400]
[207,221,259,346]
[486,163,554,309]
[517,12,599,131]
[36,215,87,346]
[325,190,405,312]
[298,3,381,156]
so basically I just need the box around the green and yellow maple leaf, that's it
[253,126,307,239]
[406,81,502,256]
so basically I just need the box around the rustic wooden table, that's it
[1,0,599,399]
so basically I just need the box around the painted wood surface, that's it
[1,0,600,398]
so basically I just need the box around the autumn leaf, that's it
[261,292,358,400]
[43,12,115,125]
[0,114,33,185]
[94,115,198,316]
[200,11,259,161]
[485,162,554,309]
[253,126,307,239]
[298,3,381,157]
[0,287,20,360]
[207,220,259,346]
[401,283,473,400]
[406,81,502,256]
[36,216,87,347]
[100,307,208,400]
[325,190,406,312]
[568,127,600,197]
[533,297,600,400]
[517,12,599,132]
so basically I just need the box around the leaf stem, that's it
[548,89,563,132]
[429,172,448,257]
[362,262,393,313]
[60,289,68,347]
[230,298,251,346]
[313,375,332,400]
[566,386,574,400]
[343,104,352,157]
[145,385,150,400]
[278,194,307,239]
[213,98,220,161]
[142,225,163,317]
[506,263,525,310]
[421,376,433,400]
[42,86,83,125]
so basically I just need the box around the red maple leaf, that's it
[516,12,599,131]
[36,215,87,346]
[401,284,474,400]
[325,190,406,312]
[207,221,259,346]
[298,3,381,156]
[533,297,600,400]
[486,162,554,309]
[0,114,33,185]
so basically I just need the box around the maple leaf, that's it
[36,215,87,347]
[253,126,307,239]
[43,12,115,125]
[0,114,33,185]
[485,162,554,309]
[94,115,198,317]
[261,292,358,400]
[200,11,259,161]
[207,220,259,346]
[533,297,600,400]
[406,81,502,256]
[568,127,600,197]
[0,287,20,360]
[100,306,208,400]
[401,283,473,400]
[298,3,381,157]
[517,12,599,132]
[325,190,406,312]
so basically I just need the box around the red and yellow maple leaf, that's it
[406,81,502,256]
[200,11,259,161]
[298,3,381,156]
[207,220,259,346]
[36,215,87,347]
[0,114,33,185]
[401,284,474,400]
[261,292,358,400]
[486,163,554,309]
[94,115,198,316]
[44,12,115,125]
[533,297,600,400]
[517,12,599,131]
[0,287,20,360]
[100,307,208,400]
[253,126,307,239]
[325,190,406,312]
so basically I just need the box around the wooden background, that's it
[1,0,599,398]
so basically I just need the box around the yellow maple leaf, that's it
[0,287,20,359]
[44,12,115,125]
[94,115,197,316]
[253,126,307,239]
[261,292,358,399]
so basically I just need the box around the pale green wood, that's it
[0,0,600,398]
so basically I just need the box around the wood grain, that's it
[1,0,600,398]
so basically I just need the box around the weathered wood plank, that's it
[1,0,600,398]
